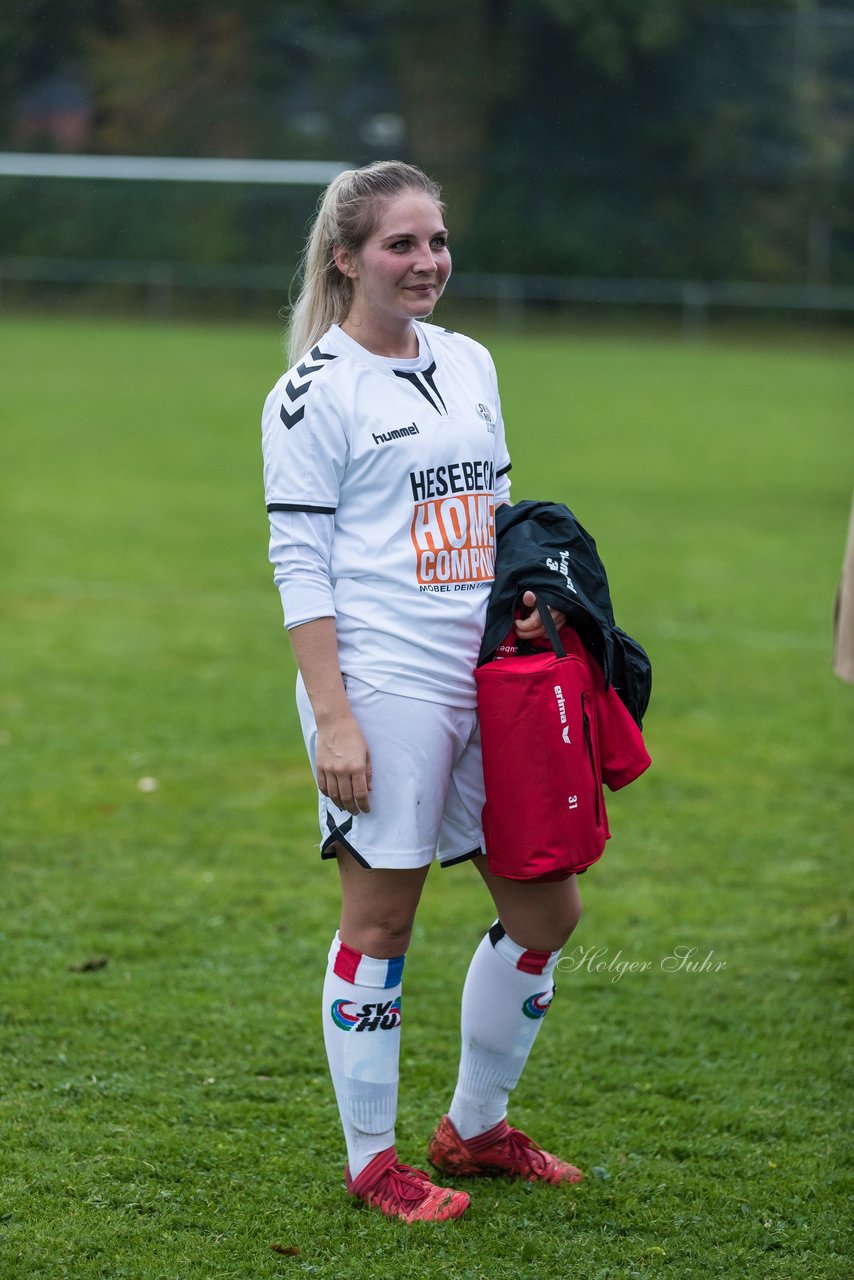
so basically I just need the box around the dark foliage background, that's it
[2,0,852,285]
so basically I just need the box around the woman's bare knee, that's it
[336,852,428,957]
[346,917,415,957]
[338,905,418,957]
[475,861,583,951]
[503,895,580,952]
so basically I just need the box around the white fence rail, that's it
[2,256,853,334]
[0,152,351,184]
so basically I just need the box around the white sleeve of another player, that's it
[268,509,336,629]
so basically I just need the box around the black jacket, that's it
[480,500,652,727]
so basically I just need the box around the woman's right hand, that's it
[316,714,373,815]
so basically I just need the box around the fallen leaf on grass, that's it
[270,1244,300,1256]
[68,956,110,972]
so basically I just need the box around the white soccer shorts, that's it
[295,672,486,871]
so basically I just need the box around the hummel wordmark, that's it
[373,423,420,446]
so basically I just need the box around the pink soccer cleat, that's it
[345,1146,470,1222]
[428,1114,583,1185]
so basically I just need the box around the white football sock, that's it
[321,931,404,1179]
[448,920,561,1140]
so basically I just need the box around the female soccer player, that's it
[262,161,583,1222]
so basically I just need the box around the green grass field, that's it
[1,315,852,1279]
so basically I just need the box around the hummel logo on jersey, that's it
[373,423,419,446]
[279,345,337,429]
[330,997,402,1032]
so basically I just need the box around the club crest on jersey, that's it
[330,997,402,1032]
[476,403,496,433]
[522,990,553,1019]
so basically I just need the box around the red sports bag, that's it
[475,603,650,881]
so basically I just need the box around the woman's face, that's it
[337,190,451,329]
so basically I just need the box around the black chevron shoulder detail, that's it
[279,346,337,429]
[297,345,337,377]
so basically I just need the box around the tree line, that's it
[2,0,851,286]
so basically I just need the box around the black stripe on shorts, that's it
[321,812,372,869]
[441,847,484,869]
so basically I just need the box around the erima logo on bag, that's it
[554,685,571,743]
[330,997,402,1032]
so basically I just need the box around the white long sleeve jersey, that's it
[262,322,512,707]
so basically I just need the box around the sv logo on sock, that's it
[331,997,402,1032]
[522,990,553,1019]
